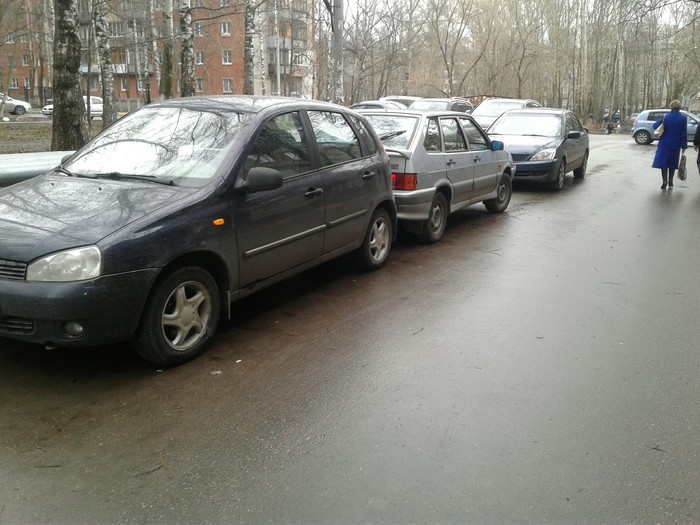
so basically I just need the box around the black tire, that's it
[13,106,26,116]
[549,159,566,191]
[133,266,220,366]
[420,192,448,243]
[573,151,588,179]
[634,130,652,145]
[484,175,512,213]
[354,207,392,271]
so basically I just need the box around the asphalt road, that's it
[2,134,699,524]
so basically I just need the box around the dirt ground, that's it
[0,117,104,154]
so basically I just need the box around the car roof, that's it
[478,98,537,104]
[148,95,348,115]
[356,109,475,119]
[498,107,569,116]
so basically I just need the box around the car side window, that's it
[348,115,378,156]
[570,113,584,132]
[440,118,467,151]
[459,118,489,151]
[246,111,312,179]
[308,111,362,167]
[648,111,666,122]
[566,114,575,134]
[424,118,442,152]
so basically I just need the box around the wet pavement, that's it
[1,134,699,524]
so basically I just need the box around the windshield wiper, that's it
[92,172,175,186]
[380,130,407,141]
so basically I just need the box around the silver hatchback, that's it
[360,110,515,243]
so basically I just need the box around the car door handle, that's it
[362,170,377,180]
[446,159,456,167]
[305,187,323,198]
[473,155,481,163]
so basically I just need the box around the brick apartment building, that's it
[0,0,314,112]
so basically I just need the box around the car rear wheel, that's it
[550,159,566,191]
[354,207,392,271]
[13,106,26,116]
[573,151,588,179]
[634,130,652,145]
[420,192,448,243]
[484,175,512,213]
[134,266,220,366]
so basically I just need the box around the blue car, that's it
[630,108,699,145]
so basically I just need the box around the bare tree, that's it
[51,0,88,150]
[93,0,118,127]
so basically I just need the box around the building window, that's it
[23,78,30,89]
[120,77,128,91]
[20,34,28,43]
[109,22,125,36]
[221,21,231,36]
[195,51,204,65]
[196,78,204,92]
[112,49,127,64]
[7,56,15,68]
[9,78,18,89]
[90,77,99,90]
[222,78,233,93]
[5,34,13,44]
[222,50,232,65]
[22,55,30,67]
[194,22,203,37]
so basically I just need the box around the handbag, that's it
[679,154,687,180]
[654,116,665,138]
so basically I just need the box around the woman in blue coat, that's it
[652,100,687,189]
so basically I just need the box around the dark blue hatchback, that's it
[488,108,590,191]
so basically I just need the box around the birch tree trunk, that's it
[160,0,174,99]
[93,0,118,127]
[179,0,194,97]
[244,0,255,94]
[51,0,88,151]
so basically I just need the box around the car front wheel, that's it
[355,207,392,271]
[550,159,566,191]
[13,106,26,116]
[484,175,512,213]
[134,266,220,366]
[573,151,588,179]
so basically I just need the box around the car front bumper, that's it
[0,268,158,348]
[513,160,558,182]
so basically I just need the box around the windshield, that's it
[473,101,524,117]
[65,106,250,186]
[364,114,419,149]
[488,113,562,137]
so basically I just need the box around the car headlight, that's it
[27,246,102,282]
[530,148,557,161]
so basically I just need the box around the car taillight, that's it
[392,173,417,190]
[633,119,638,125]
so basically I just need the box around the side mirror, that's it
[491,140,504,151]
[237,167,283,192]
[567,131,582,140]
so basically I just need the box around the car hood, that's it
[0,174,198,262]
[488,134,561,155]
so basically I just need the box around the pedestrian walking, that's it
[693,126,700,175]
[652,100,687,189]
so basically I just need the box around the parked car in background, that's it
[630,108,699,145]
[471,98,541,130]
[42,96,104,118]
[350,100,405,110]
[359,109,514,243]
[0,94,31,115]
[409,97,475,114]
[488,108,589,191]
[0,96,396,366]
[380,96,422,108]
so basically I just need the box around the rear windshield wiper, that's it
[92,172,175,186]
[380,130,407,141]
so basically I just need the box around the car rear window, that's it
[364,114,419,150]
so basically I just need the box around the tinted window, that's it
[569,113,584,132]
[308,111,362,167]
[441,118,467,151]
[424,117,442,152]
[348,115,378,155]
[460,118,488,150]
[648,111,667,122]
[451,101,470,112]
[246,111,312,178]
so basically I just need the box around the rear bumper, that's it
[393,188,436,221]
